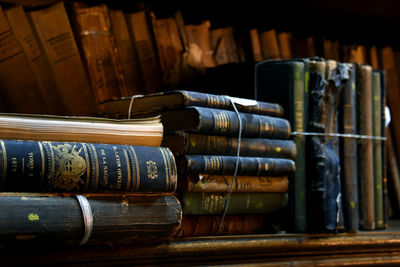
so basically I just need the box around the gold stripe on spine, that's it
[0,140,7,190]
[49,142,55,183]
[123,149,131,191]
[130,147,140,192]
[166,148,176,192]
[160,148,170,192]
[89,144,99,192]
[81,143,91,192]
[38,142,45,190]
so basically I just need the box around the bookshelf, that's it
[0,0,400,265]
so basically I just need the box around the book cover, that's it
[255,58,309,232]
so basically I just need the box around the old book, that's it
[177,155,295,176]
[0,139,176,193]
[387,127,400,217]
[277,32,293,60]
[210,27,239,65]
[163,132,296,158]
[259,29,280,60]
[338,62,358,232]
[249,28,263,62]
[322,38,340,61]
[158,106,291,139]
[109,8,144,96]
[372,70,384,229]
[26,2,97,116]
[181,192,287,215]
[0,6,48,114]
[357,64,375,230]
[126,10,162,94]
[255,58,310,232]
[176,215,267,237]
[379,69,388,228]
[151,15,184,84]
[181,174,288,192]
[0,193,181,245]
[4,5,65,115]
[0,113,163,147]
[369,46,379,69]
[293,36,316,58]
[185,20,215,68]
[100,90,284,118]
[70,3,127,104]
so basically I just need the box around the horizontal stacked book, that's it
[102,90,296,236]
[0,113,182,246]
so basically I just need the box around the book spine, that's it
[189,106,291,139]
[163,133,296,159]
[380,70,388,228]
[357,64,375,230]
[176,215,266,237]
[372,71,384,229]
[0,193,181,244]
[0,140,176,193]
[182,192,288,215]
[184,174,288,192]
[339,63,358,232]
[181,91,284,117]
[179,155,295,176]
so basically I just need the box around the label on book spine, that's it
[0,139,176,193]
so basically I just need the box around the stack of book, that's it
[0,113,182,245]
[101,90,296,236]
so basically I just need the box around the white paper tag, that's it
[229,96,258,107]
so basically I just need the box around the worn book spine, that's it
[339,63,358,232]
[249,28,263,62]
[255,59,309,232]
[178,155,295,176]
[259,29,280,60]
[70,3,127,104]
[380,70,388,228]
[4,5,65,115]
[162,132,296,159]
[386,128,400,217]
[357,64,375,230]
[0,7,48,114]
[182,174,288,192]
[0,139,176,193]
[162,106,291,139]
[176,215,267,237]
[372,70,384,229]
[26,2,97,116]
[0,193,182,245]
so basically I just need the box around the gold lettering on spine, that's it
[204,156,222,173]
[113,146,122,189]
[202,193,224,213]
[123,149,131,191]
[160,148,169,191]
[81,143,91,192]
[130,147,140,191]
[213,111,229,134]
[0,140,6,190]
[38,142,45,190]
[89,144,99,192]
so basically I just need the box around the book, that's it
[255,58,309,232]
[372,70,384,229]
[181,174,288,193]
[0,113,163,147]
[177,155,295,176]
[126,10,162,94]
[210,27,239,65]
[4,5,65,115]
[163,132,296,158]
[182,192,287,215]
[185,20,215,68]
[0,6,48,114]
[277,32,293,60]
[307,60,346,232]
[70,3,127,104]
[0,139,176,193]
[100,90,284,118]
[159,106,291,139]
[0,193,181,245]
[356,64,375,230]
[259,29,280,60]
[176,215,267,237]
[338,62,358,232]
[109,8,145,96]
[249,28,263,62]
[26,2,97,116]
[386,127,400,217]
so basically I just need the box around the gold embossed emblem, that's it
[146,160,158,179]
[53,144,86,190]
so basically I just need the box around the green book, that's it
[255,58,309,233]
[372,70,383,229]
[182,192,288,215]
